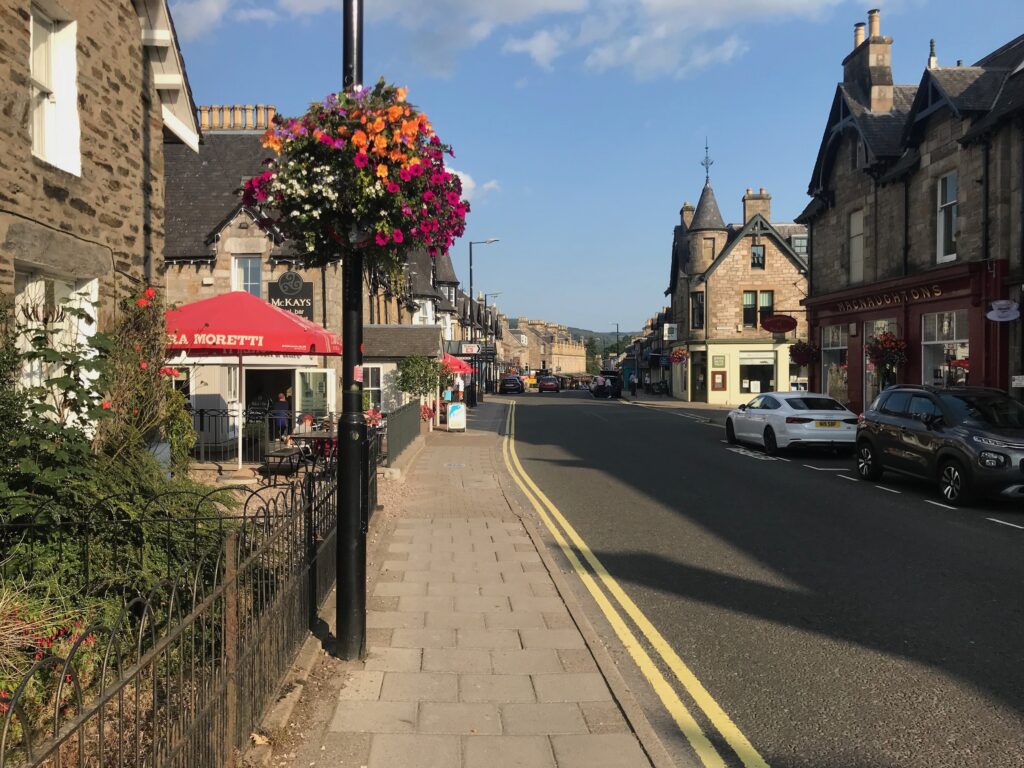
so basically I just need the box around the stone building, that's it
[798,11,1024,412]
[1,0,197,346]
[667,177,808,405]
[512,318,586,376]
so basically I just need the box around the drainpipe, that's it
[982,140,991,261]
[902,178,910,276]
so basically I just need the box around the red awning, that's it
[166,291,341,356]
[442,353,475,374]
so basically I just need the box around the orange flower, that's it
[376,164,389,180]
[386,105,404,121]
[396,87,408,102]
[368,117,386,135]
[351,129,369,149]
[373,135,388,154]
[261,128,282,153]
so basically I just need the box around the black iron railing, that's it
[0,455,342,768]
[384,401,420,466]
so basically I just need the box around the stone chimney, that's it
[742,188,771,223]
[854,22,865,49]
[680,201,695,228]
[842,9,893,113]
[197,104,277,132]
[927,39,938,70]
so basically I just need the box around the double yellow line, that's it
[502,401,769,768]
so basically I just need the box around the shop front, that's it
[805,261,1008,414]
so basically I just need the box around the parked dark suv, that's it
[856,385,1024,505]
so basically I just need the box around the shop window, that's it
[864,318,897,406]
[739,350,775,394]
[922,309,968,386]
[821,324,849,404]
[849,209,864,284]
[742,291,757,327]
[937,172,958,263]
[690,292,704,330]
[751,245,765,269]
[233,256,262,298]
[30,3,80,175]
[364,365,382,408]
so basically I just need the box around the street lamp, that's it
[468,239,498,405]
[484,292,502,393]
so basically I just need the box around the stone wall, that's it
[0,0,166,313]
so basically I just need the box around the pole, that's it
[468,242,475,404]
[337,0,366,661]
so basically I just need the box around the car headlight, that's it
[973,435,1011,448]
[978,450,1009,469]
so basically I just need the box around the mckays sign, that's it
[269,271,314,320]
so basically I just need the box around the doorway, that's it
[691,352,707,402]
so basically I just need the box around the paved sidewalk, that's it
[264,402,654,768]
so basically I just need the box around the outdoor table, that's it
[291,431,338,460]
[260,446,303,486]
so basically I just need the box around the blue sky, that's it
[172,0,1023,331]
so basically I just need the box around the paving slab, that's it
[463,735,556,768]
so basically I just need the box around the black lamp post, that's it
[337,0,366,661]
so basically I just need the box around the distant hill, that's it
[568,327,640,349]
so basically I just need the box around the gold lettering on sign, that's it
[835,284,942,313]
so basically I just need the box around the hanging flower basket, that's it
[670,349,688,365]
[789,340,820,367]
[243,79,469,276]
[864,331,907,380]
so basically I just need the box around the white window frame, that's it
[849,209,864,284]
[30,2,80,175]
[936,172,958,263]
[232,255,262,298]
[364,365,383,408]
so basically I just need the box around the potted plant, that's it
[789,340,820,367]
[864,331,907,388]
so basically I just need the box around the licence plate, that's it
[815,421,840,428]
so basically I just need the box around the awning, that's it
[442,353,476,374]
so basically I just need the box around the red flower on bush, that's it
[136,298,151,309]
[144,287,157,299]
[139,361,149,370]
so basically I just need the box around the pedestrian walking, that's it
[454,374,465,402]
[271,392,290,440]
[629,372,638,396]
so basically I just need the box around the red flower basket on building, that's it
[789,340,820,367]
[864,331,907,385]
[670,349,688,365]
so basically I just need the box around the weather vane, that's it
[701,138,713,183]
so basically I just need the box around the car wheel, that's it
[939,459,974,507]
[763,427,778,456]
[725,419,738,445]
[856,440,883,481]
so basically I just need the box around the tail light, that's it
[857,413,865,425]
[785,417,812,424]
[843,418,859,425]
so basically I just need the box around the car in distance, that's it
[856,385,1024,506]
[726,392,858,454]
[498,374,524,394]
[537,375,560,393]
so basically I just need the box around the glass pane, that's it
[849,210,863,237]
[822,348,848,403]
[759,291,773,308]
[922,313,937,343]
[864,319,897,405]
[297,371,329,416]
[941,204,957,256]
[941,173,957,205]
[822,324,848,350]
[923,341,969,386]
[32,12,51,90]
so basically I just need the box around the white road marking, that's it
[838,475,858,481]
[777,457,791,462]
[726,446,779,462]
[875,485,901,494]
[925,500,957,510]
[986,517,1024,530]
[803,465,846,471]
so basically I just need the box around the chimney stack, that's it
[867,8,880,38]
[681,201,695,228]
[195,104,278,132]
[742,188,771,223]
[928,39,938,70]
[854,22,865,49]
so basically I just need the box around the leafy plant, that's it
[789,340,821,366]
[396,355,443,400]
[865,331,907,373]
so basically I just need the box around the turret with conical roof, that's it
[688,142,729,274]
[688,181,726,232]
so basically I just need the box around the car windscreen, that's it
[787,397,846,411]
[938,393,1024,428]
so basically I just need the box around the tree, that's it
[396,355,444,400]
[584,336,600,374]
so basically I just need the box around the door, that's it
[735,396,764,439]
[902,394,943,477]
[691,352,708,402]
[294,368,335,418]
[875,390,915,472]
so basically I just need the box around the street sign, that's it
[761,314,798,333]
[460,342,481,355]
[663,323,678,341]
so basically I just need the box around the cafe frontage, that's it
[804,260,1009,414]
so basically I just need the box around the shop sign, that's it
[447,402,466,431]
[761,314,798,333]
[663,323,678,341]
[268,271,314,320]
[834,284,942,313]
[712,355,726,368]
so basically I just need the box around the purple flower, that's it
[333,138,347,149]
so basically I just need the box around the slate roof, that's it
[689,181,726,231]
[362,325,442,359]
[841,84,917,158]
[930,68,1005,112]
[403,249,444,300]
[165,133,284,262]
[434,251,459,285]
[961,68,1024,143]
[974,33,1024,70]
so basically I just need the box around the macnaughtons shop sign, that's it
[834,284,943,313]
[269,271,314,320]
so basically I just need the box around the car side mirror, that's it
[738,404,747,411]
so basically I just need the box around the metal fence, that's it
[384,401,420,467]
[0,457,342,767]
[189,408,337,465]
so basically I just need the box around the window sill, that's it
[31,152,81,180]
[936,254,958,264]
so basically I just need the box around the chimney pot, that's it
[867,8,880,38]
[244,104,255,130]
[742,188,771,223]
[854,22,865,48]
[746,187,753,195]
[759,187,767,195]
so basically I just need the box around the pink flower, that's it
[375,231,389,246]
[446,191,460,205]
[101,401,111,410]
[386,181,400,194]
[333,138,347,149]
[401,204,413,217]
[392,229,404,244]
[139,361,149,370]
[410,164,424,177]
[317,132,334,146]
[354,153,369,168]
[422,191,435,202]
[136,298,151,308]
[399,168,413,182]
[430,173,445,185]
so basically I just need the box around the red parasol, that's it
[442,352,476,374]
[166,292,342,467]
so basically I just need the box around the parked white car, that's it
[725,392,858,454]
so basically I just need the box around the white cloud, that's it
[514,77,530,89]
[504,28,569,70]
[171,0,231,41]
[451,170,500,202]
[235,6,279,22]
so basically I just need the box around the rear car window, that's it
[908,395,939,417]
[880,391,912,415]
[788,397,845,411]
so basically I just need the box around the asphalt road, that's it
[505,390,1024,768]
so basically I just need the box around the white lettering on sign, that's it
[168,333,265,347]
